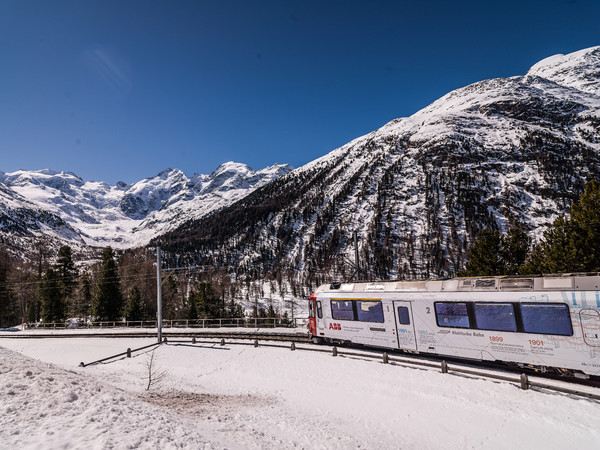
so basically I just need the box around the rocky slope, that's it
[155,46,600,281]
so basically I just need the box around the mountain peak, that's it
[526,45,600,96]
[212,161,252,175]
[0,161,292,250]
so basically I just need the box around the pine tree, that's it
[125,285,143,321]
[523,180,600,274]
[569,179,600,271]
[227,298,245,319]
[189,282,221,319]
[56,246,78,295]
[77,271,93,318]
[55,246,79,316]
[461,230,503,276]
[187,293,198,320]
[40,267,66,323]
[522,216,573,274]
[462,227,531,276]
[161,276,179,319]
[93,247,124,321]
[0,252,17,328]
[501,228,530,275]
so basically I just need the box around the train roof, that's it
[316,274,600,294]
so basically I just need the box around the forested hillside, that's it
[154,47,600,284]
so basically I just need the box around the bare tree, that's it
[141,348,168,391]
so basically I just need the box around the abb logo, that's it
[329,323,342,331]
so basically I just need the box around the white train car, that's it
[307,275,600,378]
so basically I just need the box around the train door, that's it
[580,309,600,346]
[393,301,417,351]
[308,294,317,337]
[315,299,325,335]
[308,293,325,341]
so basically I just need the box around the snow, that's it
[527,46,600,96]
[2,336,599,449]
[0,162,292,249]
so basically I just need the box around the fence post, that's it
[192,337,196,344]
[441,360,448,374]
[291,342,296,351]
[127,348,131,358]
[254,339,259,348]
[383,352,389,364]
[221,339,225,346]
[520,373,529,390]
[332,346,338,357]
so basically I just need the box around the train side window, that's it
[316,301,323,319]
[331,300,355,321]
[435,302,470,328]
[520,303,573,336]
[397,306,410,325]
[309,300,315,319]
[474,303,517,332]
[356,301,384,323]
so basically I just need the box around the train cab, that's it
[307,292,322,343]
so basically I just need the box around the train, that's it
[307,274,600,378]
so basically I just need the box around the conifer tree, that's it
[77,271,93,318]
[187,293,198,320]
[39,267,66,323]
[523,180,600,274]
[56,246,78,297]
[0,252,17,328]
[125,285,143,321]
[93,247,124,321]
[161,276,179,319]
[462,230,503,276]
[522,216,573,274]
[190,282,221,319]
[569,179,600,271]
[227,298,245,319]
[462,227,530,276]
[501,228,530,275]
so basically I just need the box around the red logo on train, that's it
[329,322,342,331]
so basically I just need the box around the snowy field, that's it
[1,336,599,449]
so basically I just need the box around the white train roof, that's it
[317,274,600,294]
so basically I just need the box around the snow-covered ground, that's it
[1,336,599,449]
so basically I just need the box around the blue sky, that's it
[1,0,599,184]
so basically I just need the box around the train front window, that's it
[331,300,355,320]
[435,302,470,328]
[520,303,573,336]
[356,301,384,323]
[474,303,517,332]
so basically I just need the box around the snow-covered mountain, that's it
[0,162,292,253]
[156,46,600,279]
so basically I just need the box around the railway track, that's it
[0,329,311,342]
[2,329,599,400]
